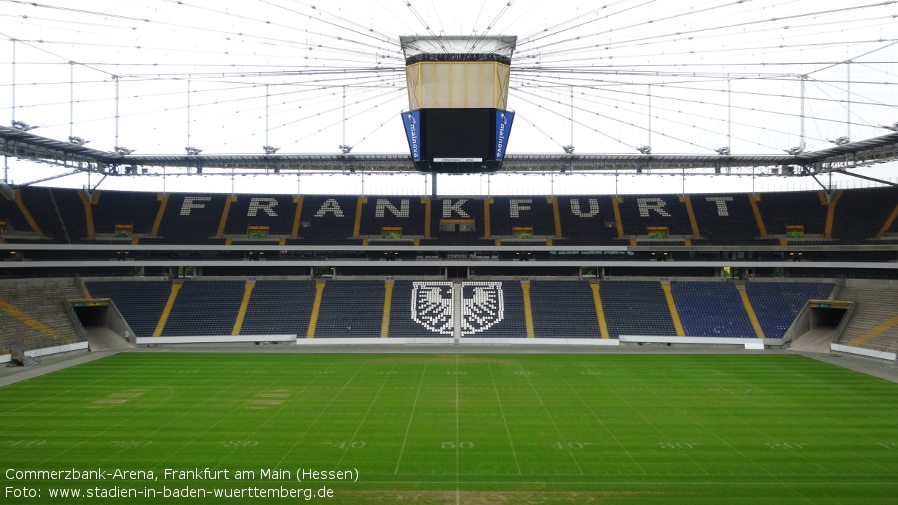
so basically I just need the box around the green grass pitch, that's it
[2,352,897,504]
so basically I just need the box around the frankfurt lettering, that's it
[168,194,740,220]
[163,468,230,480]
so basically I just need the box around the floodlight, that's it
[185,147,202,155]
[637,146,652,155]
[11,120,39,131]
[827,136,850,145]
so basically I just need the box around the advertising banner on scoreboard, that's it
[494,110,514,161]
[401,110,422,161]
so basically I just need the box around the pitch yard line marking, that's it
[335,363,397,469]
[559,364,646,475]
[733,366,898,477]
[220,364,332,468]
[456,355,460,505]
[629,368,805,486]
[113,360,250,473]
[32,359,184,469]
[488,363,522,475]
[394,363,428,474]
[518,364,585,475]
[273,362,369,469]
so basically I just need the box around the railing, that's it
[828,299,857,347]
[62,296,87,343]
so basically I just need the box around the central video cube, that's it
[400,36,516,174]
[402,108,513,173]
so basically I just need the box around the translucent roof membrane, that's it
[400,36,516,65]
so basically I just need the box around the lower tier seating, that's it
[79,277,854,343]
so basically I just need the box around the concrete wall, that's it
[831,343,897,362]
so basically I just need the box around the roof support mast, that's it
[800,74,806,151]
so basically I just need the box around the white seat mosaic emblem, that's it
[461,282,504,334]
[411,281,454,335]
[411,281,505,335]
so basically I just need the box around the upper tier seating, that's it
[90,190,160,239]
[8,186,898,245]
[296,196,358,243]
[616,195,694,237]
[757,191,827,238]
[831,187,898,242]
[489,197,556,238]
[357,197,427,238]
[222,195,299,238]
[556,196,620,245]
[0,190,36,237]
[18,187,72,243]
[691,194,761,244]
[156,193,228,242]
[429,197,487,245]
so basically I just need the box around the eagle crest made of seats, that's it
[411,281,505,335]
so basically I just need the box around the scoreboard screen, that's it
[401,108,514,173]
[424,108,492,161]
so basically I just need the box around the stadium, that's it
[1,1,897,504]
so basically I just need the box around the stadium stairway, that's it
[837,284,898,353]
[0,279,85,354]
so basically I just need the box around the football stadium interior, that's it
[1,2,897,504]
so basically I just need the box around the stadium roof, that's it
[3,126,897,183]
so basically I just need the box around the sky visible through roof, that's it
[1,0,896,194]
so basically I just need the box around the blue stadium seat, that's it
[530,280,601,338]
[599,280,677,339]
[240,280,316,336]
[85,279,173,337]
[746,281,834,338]
[671,281,754,337]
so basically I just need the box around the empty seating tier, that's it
[5,186,898,245]
[162,280,244,336]
[599,281,677,339]
[746,281,834,338]
[85,279,173,337]
[240,280,317,336]
[313,280,385,338]
[529,280,601,338]
[671,281,755,337]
